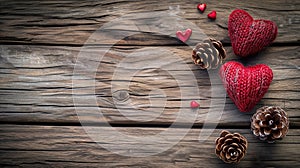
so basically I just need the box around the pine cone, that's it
[215,130,248,163]
[251,106,289,143]
[192,38,226,69]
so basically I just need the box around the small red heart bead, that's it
[207,10,217,20]
[228,9,277,57]
[219,61,273,112]
[176,29,192,42]
[190,100,200,108]
[197,3,206,13]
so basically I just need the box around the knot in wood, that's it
[112,89,130,103]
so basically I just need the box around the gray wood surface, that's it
[0,0,299,45]
[0,0,299,167]
[0,125,299,167]
[0,45,299,126]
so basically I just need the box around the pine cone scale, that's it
[212,41,226,59]
[231,143,239,149]
[264,128,271,135]
[272,130,282,139]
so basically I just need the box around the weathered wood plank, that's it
[0,45,299,125]
[0,0,299,45]
[0,125,299,167]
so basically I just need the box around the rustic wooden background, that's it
[0,0,299,167]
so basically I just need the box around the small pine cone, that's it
[251,106,289,143]
[192,38,226,69]
[215,130,248,163]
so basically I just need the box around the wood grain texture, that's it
[0,0,299,45]
[0,45,299,126]
[0,0,299,167]
[0,125,299,167]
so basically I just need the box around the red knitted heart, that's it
[228,9,277,57]
[219,61,273,112]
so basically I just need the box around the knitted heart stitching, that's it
[228,9,277,57]
[219,61,273,112]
